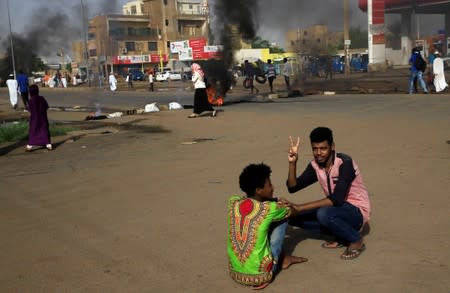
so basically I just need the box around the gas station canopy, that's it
[359,0,450,13]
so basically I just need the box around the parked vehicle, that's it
[156,71,182,81]
[123,69,145,81]
[169,72,182,81]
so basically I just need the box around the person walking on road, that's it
[282,57,293,93]
[6,74,18,110]
[149,71,154,92]
[408,48,428,94]
[188,63,216,118]
[265,59,276,93]
[109,72,117,91]
[17,70,29,110]
[432,50,448,93]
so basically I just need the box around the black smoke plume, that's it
[23,7,82,58]
[213,0,259,66]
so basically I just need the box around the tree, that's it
[251,36,285,53]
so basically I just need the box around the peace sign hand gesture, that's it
[288,136,300,163]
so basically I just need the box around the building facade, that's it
[73,0,210,78]
[286,25,344,56]
[123,0,145,15]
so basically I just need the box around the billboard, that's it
[172,38,222,61]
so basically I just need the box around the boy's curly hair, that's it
[239,163,271,197]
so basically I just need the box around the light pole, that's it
[81,0,90,86]
[6,0,16,79]
[343,0,350,75]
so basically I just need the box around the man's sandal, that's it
[188,113,199,118]
[340,243,366,260]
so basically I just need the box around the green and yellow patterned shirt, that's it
[227,195,290,286]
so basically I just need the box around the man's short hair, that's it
[310,127,333,145]
[283,57,288,63]
[239,163,271,197]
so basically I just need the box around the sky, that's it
[0,0,444,59]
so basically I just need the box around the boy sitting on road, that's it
[227,163,307,289]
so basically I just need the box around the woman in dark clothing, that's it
[188,63,216,118]
[26,84,52,151]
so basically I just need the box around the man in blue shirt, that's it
[16,70,29,111]
[408,48,428,94]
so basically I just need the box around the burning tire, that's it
[255,75,267,84]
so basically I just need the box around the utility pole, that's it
[6,0,16,79]
[81,0,91,86]
[343,0,350,75]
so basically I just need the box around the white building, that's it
[123,0,145,16]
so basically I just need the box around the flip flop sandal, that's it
[340,243,366,260]
[188,114,199,118]
[321,241,345,249]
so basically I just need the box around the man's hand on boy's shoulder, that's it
[277,197,294,208]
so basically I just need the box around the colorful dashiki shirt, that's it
[227,195,290,286]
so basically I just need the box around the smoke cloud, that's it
[0,0,128,60]
[210,0,442,48]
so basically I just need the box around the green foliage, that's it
[0,122,28,142]
[326,44,340,55]
[251,36,285,53]
[0,121,75,143]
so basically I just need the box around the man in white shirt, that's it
[432,51,448,93]
[109,72,117,91]
[6,74,18,110]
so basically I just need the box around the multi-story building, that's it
[73,0,210,77]
[85,14,164,76]
[123,0,145,15]
[286,25,343,55]
[142,0,210,55]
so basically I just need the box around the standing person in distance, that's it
[282,57,293,93]
[17,70,29,111]
[432,50,448,93]
[109,72,117,91]
[265,59,276,93]
[408,47,428,94]
[6,74,18,110]
[149,70,154,92]
[188,63,216,118]
[26,84,52,151]
[243,60,259,94]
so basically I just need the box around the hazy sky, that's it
[0,0,444,56]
